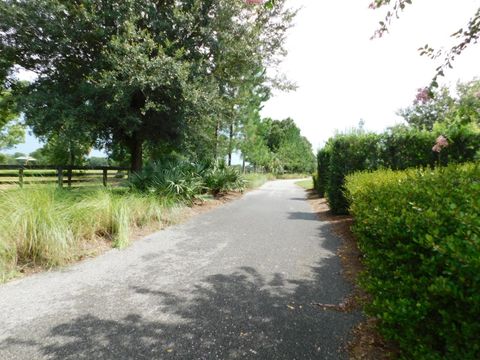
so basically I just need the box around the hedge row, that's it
[345,163,480,359]
[316,125,480,214]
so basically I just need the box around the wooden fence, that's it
[0,165,130,188]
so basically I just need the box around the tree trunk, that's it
[214,120,220,160]
[129,134,143,174]
[228,121,234,166]
[69,144,75,166]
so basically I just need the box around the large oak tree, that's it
[1,0,293,172]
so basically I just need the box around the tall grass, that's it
[243,173,276,189]
[0,186,180,282]
[0,167,279,282]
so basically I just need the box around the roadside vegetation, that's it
[0,153,309,283]
[129,160,245,200]
[243,173,276,189]
[295,178,314,190]
[0,1,318,281]
[315,123,479,214]
[0,165,299,282]
[0,186,181,282]
[346,163,479,359]
[314,80,480,358]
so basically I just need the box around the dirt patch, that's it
[305,189,397,359]
[190,191,243,215]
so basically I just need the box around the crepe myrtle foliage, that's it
[369,0,480,89]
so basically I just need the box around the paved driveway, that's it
[0,180,360,359]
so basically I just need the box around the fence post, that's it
[67,167,73,187]
[19,167,24,188]
[57,167,63,188]
[103,168,108,187]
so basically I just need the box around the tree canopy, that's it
[0,87,23,149]
[241,117,315,173]
[399,79,480,130]
[1,0,295,172]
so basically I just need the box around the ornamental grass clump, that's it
[0,187,175,281]
[345,163,480,359]
[0,187,75,270]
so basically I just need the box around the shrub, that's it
[316,147,330,197]
[325,133,381,214]
[129,160,205,202]
[433,122,480,164]
[345,164,480,359]
[378,125,436,169]
[319,125,480,214]
[202,160,245,196]
[130,159,245,200]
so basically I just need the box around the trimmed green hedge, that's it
[345,164,480,359]
[317,125,480,214]
[315,146,330,197]
[325,133,380,212]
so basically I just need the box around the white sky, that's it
[6,0,480,156]
[262,0,480,150]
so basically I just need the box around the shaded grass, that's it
[295,179,314,190]
[276,173,310,179]
[0,186,181,282]
[243,173,276,189]
[244,173,312,190]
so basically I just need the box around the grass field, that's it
[244,173,311,189]
[243,173,276,189]
[295,178,314,190]
[0,169,128,189]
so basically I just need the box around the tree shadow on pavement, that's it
[287,211,320,221]
[2,225,361,360]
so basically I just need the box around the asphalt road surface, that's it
[0,180,361,359]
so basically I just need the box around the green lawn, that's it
[295,178,313,190]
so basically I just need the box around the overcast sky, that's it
[6,0,480,155]
[262,0,480,150]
